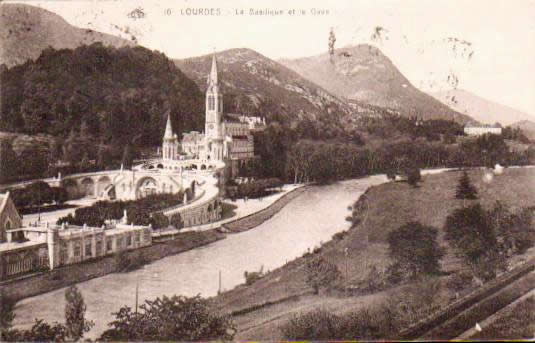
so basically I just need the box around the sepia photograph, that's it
[0,0,534,341]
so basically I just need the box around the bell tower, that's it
[205,54,223,140]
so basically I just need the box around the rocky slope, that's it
[279,45,473,123]
[174,48,364,125]
[430,88,535,126]
[0,3,134,67]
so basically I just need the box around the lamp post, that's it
[344,247,349,297]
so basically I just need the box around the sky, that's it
[8,0,535,116]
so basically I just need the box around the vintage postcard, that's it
[0,0,534,341]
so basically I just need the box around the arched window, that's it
[208,95,215,111]
[218,95,223,112]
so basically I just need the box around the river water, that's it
[12,175,388,338]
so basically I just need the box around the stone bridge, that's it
[45,158,226,201]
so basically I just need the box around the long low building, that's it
[0,192,152,281]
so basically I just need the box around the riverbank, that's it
[12,176,383,339]
[223,186,308,232]
[210,168,535,340]
[0,229,224,302]
[5,184,305,303]
[180,183,305,232]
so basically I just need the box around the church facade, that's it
[161,54,264,174]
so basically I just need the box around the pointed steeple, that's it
[164,112,174,140]
[208,54,218,86]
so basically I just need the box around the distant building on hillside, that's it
[464,123,502,136]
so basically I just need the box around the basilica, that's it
[161,54,264,172]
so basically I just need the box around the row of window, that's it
[59,231,145,263]
[207,95,223,112]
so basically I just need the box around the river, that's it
[12,175,388,338]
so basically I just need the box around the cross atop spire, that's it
[164,111,174,140]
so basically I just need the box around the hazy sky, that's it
[9,0,535,115]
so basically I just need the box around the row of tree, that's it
[0,136,137,185]
[56,193,185,229]
[252,123,535,185]
[9,181,68,210]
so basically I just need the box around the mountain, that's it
[279,44,473,123]
[0,3,134,67]
[174,48,361,126]
[430,89,535,126]
[510,120,535,141]
[0,43,204,147]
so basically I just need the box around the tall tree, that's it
[455,170,478,200]
[121,145,134,169]
[0,140,18,183]
[64,285,94,341]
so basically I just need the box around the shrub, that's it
[280,306,397,340]
[305,257,341,294]
[99,295,235,341]
[280,309,340,340]
[387,222,444,281]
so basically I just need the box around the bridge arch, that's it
[136,176,159,199]
[80,178,95,197]
[96,176,112,197]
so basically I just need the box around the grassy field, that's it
[211,168,535,340]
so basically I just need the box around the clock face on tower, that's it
[208,124,214,129]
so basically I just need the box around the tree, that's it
[97,144,112,169]
[456,170,478,200]
[52,187,69,205]
[328,27,336,62]
[99,295,235,341]
[387,222,444,281]
[0,291,15,334]
[121,145,134,169]
[305,257,341,294]
[150,212,169,230]
[64,285,94,341]
[444,204,504,281]
[406,167,421,187]
[0,140,19,183]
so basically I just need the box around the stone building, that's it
[0,192,22,243]
[0,205,152,280]
[464,123,503,136]
[161,54,264,175]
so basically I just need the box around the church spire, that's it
[208,54,218,86]
[164,112,173,139]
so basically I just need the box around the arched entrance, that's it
[96,176,112,197]
[136,177,159,199]
[80,178,95,197]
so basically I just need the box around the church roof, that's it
[182,131,204,143]
[163,112,174,140]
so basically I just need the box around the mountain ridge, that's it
[174,48,366,127]
[429,88,535,126]
[279,45,474,124]
[0,3,135,67]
